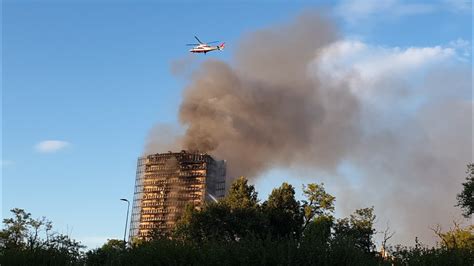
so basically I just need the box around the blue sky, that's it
[2,0,472,248]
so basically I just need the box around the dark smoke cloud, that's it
[178,12,361,178]
[146,11,472,245]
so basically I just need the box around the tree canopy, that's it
[457,163,474,218]
[2,172,473,265]
[0,208,84,265]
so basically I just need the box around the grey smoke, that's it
[146,11,472,245]
[178,12,361,178]
[345,69,472,245]
[170,54,196,77]
[145,124,183,154]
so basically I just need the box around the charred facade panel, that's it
[129,151,226,241]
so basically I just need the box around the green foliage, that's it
[222,176,259,210]
[174,202,267,242]
[263,182,302,238]
[298,216,333,264]
[390,240,473,266]
[350,207,377,253]
[457,163,474,218]
[0,208,34,249]
[4,170,474,265]
[0,208,84,265]
[119,236,302,266]
[440,225,474,250]
[432,223,474,250]
[85,239,126,265]
[333,207,377,255]
[301,183,335,230]
[170,179,385,265]
[174,177,267,242]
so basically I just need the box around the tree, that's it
[333,207,377,253]
[380,222,395,257]
[0,208,54,251]
[174,177,266,242]
[431,221,474,250]
[457,163,474,218]
[350,207,377,253]
[299,215,334,264]
[263,182,302,238]
[222,176,258,210]
[301,183,335,231]
[0,208,32,249]
[0,208,84,265]
[46,233,84,260]
[85,239,125,265]
[175,202,233,242]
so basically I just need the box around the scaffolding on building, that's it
[129,150,226,241]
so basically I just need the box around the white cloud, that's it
[336,0,471,24]
[443,0,472,12]
[35,140,71,153]
[337,0,396,19]
[311,39,464,132]
[314,40,457,98]
[449,38,471,61]
[310,38,471,246]
[336,0,435,23]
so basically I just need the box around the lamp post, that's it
[120,198,130,246]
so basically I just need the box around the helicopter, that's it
[187,36,225,54]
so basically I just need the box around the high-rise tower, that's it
[129,151,226,240]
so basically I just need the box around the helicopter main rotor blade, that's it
[186,44,200,46]
[194,36,204,44]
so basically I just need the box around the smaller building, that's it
[129,151,226,240]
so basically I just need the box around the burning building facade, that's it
[129,151,226,240]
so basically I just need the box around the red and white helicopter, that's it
[187,36,225,54]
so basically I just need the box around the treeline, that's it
[1,164,473,265]
[0,208,84,265]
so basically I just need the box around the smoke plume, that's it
[147,11,472,245]
[178,12,362,178]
